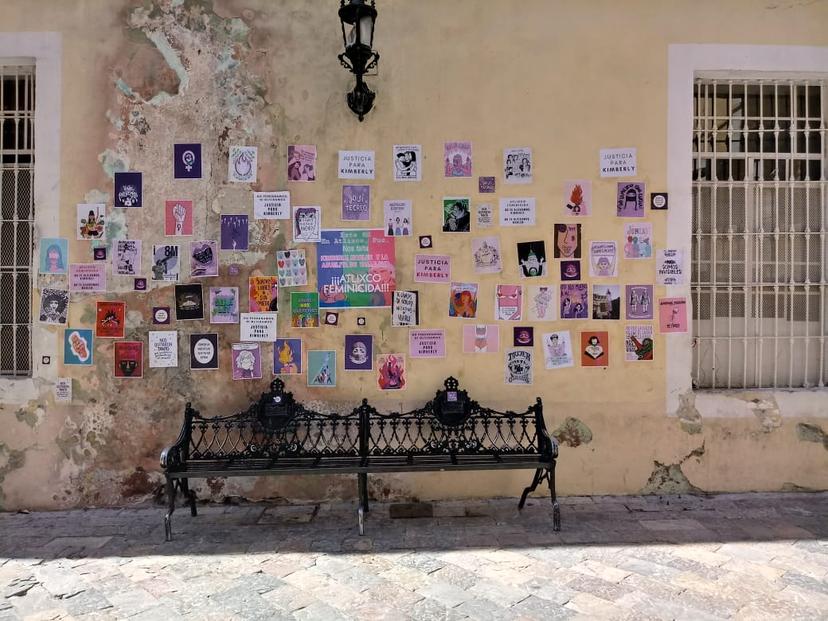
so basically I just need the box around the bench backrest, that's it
[169,377,549,465]
[360,377,550,458]
[182,379,361,461]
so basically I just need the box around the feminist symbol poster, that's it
[317,229,396,309]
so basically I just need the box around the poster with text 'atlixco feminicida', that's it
[317,229,396,309]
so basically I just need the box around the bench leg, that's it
[164,475,177,542]
[518,468,543,510]
[546,463,561,531]
[357,473,368,536]
[181,478,197,517]
[358,473,369,514]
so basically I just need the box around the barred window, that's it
[692,77,827,389]
[0,64,34,377]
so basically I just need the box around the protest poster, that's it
[617,182,646,217]
[39,238,68,274]
[231,343,262,380]
[292,206,321,243]
[77,203,106,240]
[592,285,621,320]
[228,146,257,183]
[527,285,556,321]
[657,249,685,285]
[392,290,419,327]
[581,331,609,367]
[175,283,205,320]
[495,284,523,321]
[209,287,239,324]
[114,239,141,276]
[114,341,143,378]
[69,263,106,292]
[560,283,589,319]
[560,260,581,281]
[499,198,536,226]
[54,378,72,403]
[517,241,547,278]
[290,292,319,327]
[589,241,618,277]
[624,223,653,258]
[513,327,534,347]
[189,333,219,370]
[600,147,637,178]
[377,354,406,390]
[220,215,249,251]
[342,185,371,221]
[444,141,472,177]
[276,250,308,287]
[504,349,533,385]
[149,331,178,368]
[659,297,688,333]
[553,223,581,259]
[476,203,494,227]
[38,289,69,325]
[64,329,93,365]
[308,350,336,387]
[625,325,654,361]
[479,177,496,193]
[338,150,375,180]
[248,276,278,312]
[564,180,591,216]
[165,200,193,236]
[472,237,502,274]
[462,324,499,353]
[274,339,302,374]
[190,240,218,277]
[114,172,142,208]
[151,244,180,282]
[383,200,412,236]
[504,147,532,184]
[287,145,317,181]
[626,285,654,320]
[317,229,396,308]
[409,330,445,358]
[344,335,373,371]
[240,312,278,342]
[442,198,471,232]
[174,143,201,179]
[449,282,478,318]
[95,301,125,338]
[542,331,574,369]
[392,145,421,181]
[253,191,290,219]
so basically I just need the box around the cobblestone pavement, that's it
[1,492,827,620]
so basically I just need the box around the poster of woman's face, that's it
[553,223,581,258]
[293,206,321,243]
[39,238,68,274]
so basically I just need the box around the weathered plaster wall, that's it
[1,0,827,510]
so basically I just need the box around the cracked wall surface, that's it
[0,0,827,509]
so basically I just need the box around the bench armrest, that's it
[538,427,559,459]
[159,402,196,471]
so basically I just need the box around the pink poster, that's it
[165,200,194,236]
[659,297,688,333]
[69,263,107,292]
[409,329,446,358]
[414,254,451,283]
[462,324,500,353]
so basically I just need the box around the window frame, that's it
[667,44,828,419]
[0,33,61,403]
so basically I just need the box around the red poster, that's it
[580,331,609,367]
[114,341,143,378]
[95,301,126,338]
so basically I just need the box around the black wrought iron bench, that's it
[160,377,559,541]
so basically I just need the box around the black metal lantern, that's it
[338,0,379,121]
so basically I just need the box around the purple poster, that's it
[114,172,143,208]
[626,284,654,320]
[220,215,249,251]
[341,185,370,221]
[616,182,646,217]
[444,141,472,177]
[190,240,218,277]
[174,143,202,179]
[409,329,446,358]
[344,334,373,371]
[560,283,589,319]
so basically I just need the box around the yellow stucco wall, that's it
[0,0,827,510]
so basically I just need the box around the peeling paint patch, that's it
[641,442,705,495]
[15,405,43,429]
[796,423,828,450]
[0,443,27,509]
[121,467,158,498]
[746,395,781,432]
[675,391,702,435]
[552,417,593,448]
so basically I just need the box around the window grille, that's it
[0,64,34,377]
[692,77,827,389]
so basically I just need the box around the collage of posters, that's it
[51,138,680,387]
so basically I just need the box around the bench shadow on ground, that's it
[1,492,826,561]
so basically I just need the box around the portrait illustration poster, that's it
[39,238,68,274]
[344,334,373,371]
[114,341,143,379]
[581,331,609,367]
[231,343,262,380]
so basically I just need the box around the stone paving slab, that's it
[0,492,827,620]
